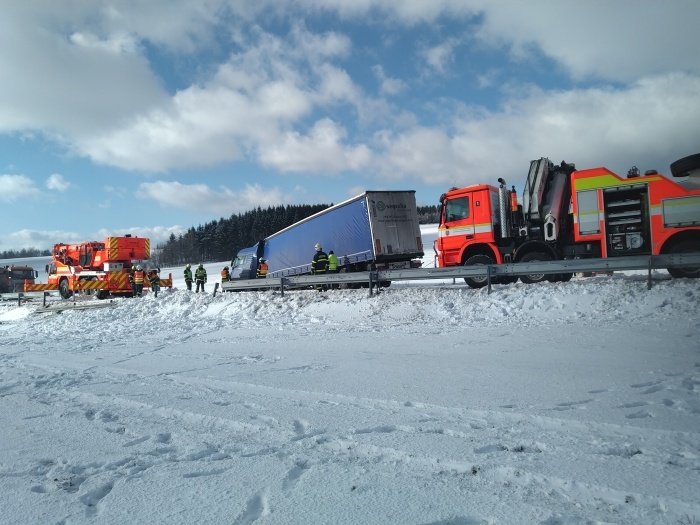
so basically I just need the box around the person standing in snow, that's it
[311,243,329,291]
[148,268,160,298]
[257,258,269,278]
[327,250,339,289]
[195,263,207,293]
[311,243,328,275]
[132,265,145,297]
[327,251,338,273]
[184,263,193,291]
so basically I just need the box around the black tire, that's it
[463,254,495,289]
[559,272,574,282]
[518,251,552,284]
[667,240,700,278]
[670,153,700,178]
[59,278,72,299]
[96,290,109,300]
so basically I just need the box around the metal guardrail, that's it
[217,252,700,295]
[0,290,61,306]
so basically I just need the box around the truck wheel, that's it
[670,153,700,178]
[667,240,700,278]
[559,272,574,282]
[518,251,552,284]
[463,254,494,289]
[96,290,109,300]
[59,279,72,299]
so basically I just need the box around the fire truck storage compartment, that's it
[603,184,650,255]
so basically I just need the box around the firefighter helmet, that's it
[315,243,322,251]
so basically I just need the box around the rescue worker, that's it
[328,250,338,273]
[184,263,193,291]
[221,266,230,283]
[132,265,145,297]
[311,243,329,291]
[257,258,269,278]
[195,263,207,293]
[311,243,329,274]
[148,268,160,298]
[327,250,339,289]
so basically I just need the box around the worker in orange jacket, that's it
[132,265,145,297]
[257,258,269,278]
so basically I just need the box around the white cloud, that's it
[73,26,369,173]
[1,0,699,181]
[0,5,167,138]
[94,225,187,247]
[259,118,372,173]
[292,1,700,82]
[0,174,39,202]
[137,181,292,215]
[4,225,187,251]
[377,73,700,187]
[372,65,406,96]
[46,173,70,192]
[5,229,82,250]
[420,39,458,75]
[471,0,700,82]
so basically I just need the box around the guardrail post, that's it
[280,278,285,297]
[213,282,219,297]
[43,291,49,307]
[17,293,22,306]
[647,257,653,290]
[487,266,492,294]
[368,272,374,297]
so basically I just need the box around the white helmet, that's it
[135,265,142,271]
[315,243,322,251]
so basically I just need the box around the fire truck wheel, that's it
[667,240,700,278]
[96,290,109,300]
[463,254,495,288]
[559,272,574,282]
[518,251,552,284]
[670,153,700,178]
[59,279,72,299]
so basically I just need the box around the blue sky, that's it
[2,1,700,251]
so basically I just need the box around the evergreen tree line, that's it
[417,205,440,224]
[152,204,330,267]
[0,247,51,260]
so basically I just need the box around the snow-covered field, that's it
[1,228,700,524]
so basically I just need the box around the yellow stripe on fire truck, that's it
[75,280,109,290]
[438,223,492,237]
[109,272,131,289]
[24,282,59,292]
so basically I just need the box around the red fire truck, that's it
[436,153,700,287]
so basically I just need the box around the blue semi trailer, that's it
[227,191,424,282]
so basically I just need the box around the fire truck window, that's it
[445,197,469,222]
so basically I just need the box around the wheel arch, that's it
[460,243,500,265]
[513,240,557,262]
[660,229,700,253]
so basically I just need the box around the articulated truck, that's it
[229,191,424,281]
